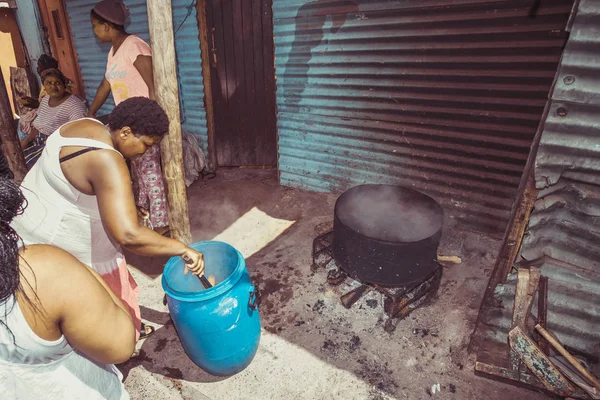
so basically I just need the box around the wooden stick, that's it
[146,0,191,243]
[535,324,600,392]
[437,255,462,264]
[550,356,600,399]
[0,68,26,181]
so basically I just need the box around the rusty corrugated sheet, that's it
[475,0,600,375]
[273,0,573,234]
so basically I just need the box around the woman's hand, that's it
[181,248,205,276]
[19,96,39,109]
[20,128,39,149]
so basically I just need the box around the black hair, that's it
[90,9,126,32]
[0,152,41,343]
[37,54,59,73]
[40,68,68,86]
[0,176,25,308]
[108,97,169,138]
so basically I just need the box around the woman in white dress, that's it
[0,173,135,399]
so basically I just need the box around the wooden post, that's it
[0,68,26,181]
[146,0,191,244]
[196,0,217,171]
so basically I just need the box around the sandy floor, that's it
[121,169,548,400]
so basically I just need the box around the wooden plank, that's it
[146,0,191,244]
[475,361,544,388]
[536,324,600,392]
[216,0,237,166]
[195,0,217,170]
[471,75,555,353]
[0,69,26,182]
[510,267,541,371]
[260,0,277,167]
[508,326,575,397]
[512,267,541,329]
[232,0,250,166]
[241,0,256,164]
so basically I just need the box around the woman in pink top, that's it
[87,0,170,236]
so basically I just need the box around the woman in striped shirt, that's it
[21,69,88,169]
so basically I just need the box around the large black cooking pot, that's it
[333,184,443,287]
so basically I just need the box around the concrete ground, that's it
[122,169,548,400]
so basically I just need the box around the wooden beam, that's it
[469,70,554,352]
[196,0,217,171]
[146,0,191,244]
[509,267,541,371]
[0,68,26,181]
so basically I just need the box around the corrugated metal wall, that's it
[476,0,600,364]
[272,0,574,234]
[518,0,600,354]
[65,0,208,151]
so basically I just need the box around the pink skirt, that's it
[101,258,142,341]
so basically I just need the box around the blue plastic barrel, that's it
[162,241,261,376]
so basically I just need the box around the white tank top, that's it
[0,296,129,399]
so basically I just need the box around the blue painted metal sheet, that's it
[65,0,207,150]
[272,0,573,234]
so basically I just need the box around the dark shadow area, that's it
[281,0,359,113]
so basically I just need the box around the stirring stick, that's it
[182,254,213,289]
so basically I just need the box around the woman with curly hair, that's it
[20,68,87,169]
[11,97,204,341]
[0,173,135,398]
[87,0,170,236]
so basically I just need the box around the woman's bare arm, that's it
[18,245,136,364]
[88,78,111,118]
[87,150,204,274]
[134,55,156,100]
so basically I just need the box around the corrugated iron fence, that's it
[273,0,574,234]
[518,0,600,356]
[475,0,600,369]
[65,0,208,152]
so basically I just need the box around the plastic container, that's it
[162,241,261,376]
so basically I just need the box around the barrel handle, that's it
[248,286,261,310]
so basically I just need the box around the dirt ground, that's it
[122,169,549,400]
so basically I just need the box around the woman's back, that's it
[13,119,122,267]
[0,245,134,399]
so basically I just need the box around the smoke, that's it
[335,184,443,242]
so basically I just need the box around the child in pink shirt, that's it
[105,35,152,104]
